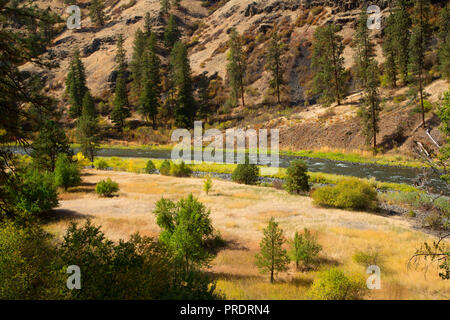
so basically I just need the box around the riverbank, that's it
[92,156,420,193]
[68,143,427,169]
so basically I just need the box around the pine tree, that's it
[115,34,127,74]
[31,120,71,172]
[89,0,106,27]
[130,28,147,96]
[139,49,162,128]
[255,218,290,283]
[409,0,432,128]
[290,229,322,271]
[0,1,59,218]
[77,92,100,163]
[170,41,196,128]
[354,7,376,88]
[266,32,284,105]
[311,25,347,106]
[164,15,180,50]
[383,11,398,87]
[66,49,88,118]
[111,74,130,131]
[360,61,381,150]
[111,35,130,131]
[172,0,181,9]
[438,4,450,79]
[197,73,212,120]
[143,12,152,39]
[393,0,412,84]
[227,28,246,107]
[160,0,171,16]
[81,91,97,118]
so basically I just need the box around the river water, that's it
[7,146,449,195]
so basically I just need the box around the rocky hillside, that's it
[24,0,449,154]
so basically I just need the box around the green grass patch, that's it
[94,157,418,193]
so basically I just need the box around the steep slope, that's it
[22,0,449,154]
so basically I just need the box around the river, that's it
[7,146,449,195]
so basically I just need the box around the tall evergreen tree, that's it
[438,4,450,79]
[393,0,412,84]
[139,48,162,128]
[77,92,100,163]
[81,91,97,118]
[383,11,398,87]
[130,28,147,96]
[31,120,71,172]
[354,7,375,87]
[66,49,88,118]
[115,34,127,74]
[164,15,180,50]
[111,35,130,131]
[111,74,130,131]
[197,73,212,120]
[266,32,284,105]
[170,41,196,128]
[0,1,58,218]
[227,28,247,107]
[143,12,152,39]
[89,0,106,27]
[255,218,290,283]
[409,0,432,128]
[311,25,346,106]
[160,0,171,16]
[360,61,381,150]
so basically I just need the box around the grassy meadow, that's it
[46,169,450,300]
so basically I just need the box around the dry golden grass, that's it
[47,169,449,300]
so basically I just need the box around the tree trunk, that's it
[419,72,425,128]
[331,37,341,105]
[372,101,377,150]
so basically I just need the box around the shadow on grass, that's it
[40,209,93,225]
[205,238,249,255]
[67,182,97,194]
[315,256,341,268]
[284,277,314,288]
[206,271,261,282]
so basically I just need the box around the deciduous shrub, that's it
[8,168,59,216]
[153,194,214,272]
[284,160,310,194]
[145,160,157,174]
[159,160,171,176]
[231,162,259,185]
[352,249,382,267]
[95,178,119,197]
[308,268,368,300]
[312,178,378,211]
[0,222,62,299]
[54,154,81,191]
[170,161,192,177]
[58,220,221,299]
[94,158,109,170]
